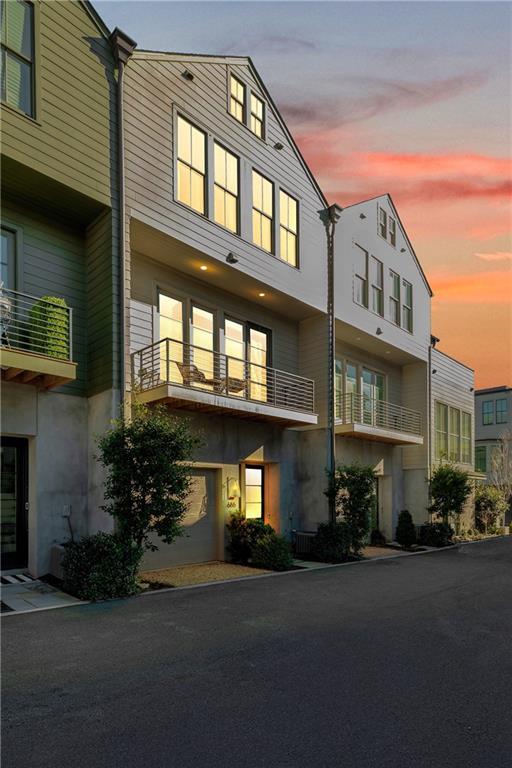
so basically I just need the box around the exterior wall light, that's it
[274,142,284,150]
[182,69,194,81]
[359,213,366,219]
[400,248,406,253]
[226,252,239,264]
[376,327,383,335]
[227,477,241,499]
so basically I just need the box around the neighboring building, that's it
[0,1,122,575]
[475,386,512,479]
[121,49,328,567]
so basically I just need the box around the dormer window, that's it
[229,75,245,123]
[250,93,264,138]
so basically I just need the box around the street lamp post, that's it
[320,203,343,524]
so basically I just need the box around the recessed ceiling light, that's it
[385,351,391,355]
[200,265,208,271]
[258,292,265,297]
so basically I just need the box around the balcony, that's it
[131,338,317,426]
[335,393,423,445]
[0,288,77,388]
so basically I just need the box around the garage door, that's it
[142,468,219,569]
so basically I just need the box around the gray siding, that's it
[431,348,475,468]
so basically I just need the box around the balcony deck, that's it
[0,288,76,389]
[132,339,318,426]
[335,393,423,445]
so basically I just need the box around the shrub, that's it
[251,531,293,571]
[29,296,69,359]
[418,522,454,548]
[429,463,471,529]
[474,485,508,533]
[331,463,375,555]
[311,521,352,563]
[226,514,274,564]
[97,404,200,552]
[62,533,142,601]
[395,510,417,549]
[370,529,386,546]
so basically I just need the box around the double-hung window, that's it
[176,115,206,214]
[402,279,413,332]
[1,0,34,117]
[435,402,448,460]
[229,75,245,123]
[449,407,461,462]
[475,446,487,473]
[389,217,396,246]
[378,207,387,239]
[389,270,400,325]
[214,143,238,233]
[354,245,368,308]
[252,170,273,252]
[461,411,471,464]
[279,190,298,266]
[370,257,383,316]
[250,93,264,138]
[482,400,494,425]
[496,398,507,424]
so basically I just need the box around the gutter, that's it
[109,28,137,403]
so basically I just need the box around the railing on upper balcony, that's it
[132,338,316,415]
[0,287,73,361]
[336,392,422,435]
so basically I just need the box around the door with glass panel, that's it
[159,294,184,385]
[248,326,270,402]
[345,362,358,422]
[245,466,264,520]
[1,437,28,570]
[190,305,215,390]
[224,319,247,398]
[362,368,385,426]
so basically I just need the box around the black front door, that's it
[1,437,28,570]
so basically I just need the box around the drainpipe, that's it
[109,28,137,405]
[320,203,343,523]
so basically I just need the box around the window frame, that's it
[213,141,240,235]
[249,91,265,139]
[378,207,387,239]
[482,400,494,426]
[474,445,487,473]
[243,464,265,521]
[251,168,274,254]
[226,69,267,141]
[278,188,299,268]
[388,216,397,247]
[353,244,369,309]
[228,74,245,124]
[496,398,507,424]
[461,411,472,465]
[402,278,413,333]
[389,269,400,326]
[175,113,208,216]
[369,256,384,317]
[1,0,36,119]
[435,402,449,460]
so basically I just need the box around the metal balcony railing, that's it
[132,338,316,415]
[0,287,73,361]
[336,392,422,436]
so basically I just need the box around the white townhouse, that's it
[474,385,511,478]
[119,49,330,566]
[299,195,476,540]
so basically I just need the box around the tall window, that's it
[482,401,494,425]
[449,407,460,462]
[389,217,396,246]
[334,359,342,419]
[402,279,413,332]
[378,207,387,239]
[461,411,471,464]
[475,446,487,473]
[389,270,400,325]
[279,190,298,266]
[345,362,358,421]
[370,257,383,316]
[354,245,368,308]
[1,0,34,117]
[496,398,507,424]
[245,466,264,520]
[252,170,273,252]
[250,92,264,138]
[214,143,238,233]
[1,227,15,289]
[159,294,184,384]
[176,116,206,214]
[435,402,448,459]
[229,75,245,122]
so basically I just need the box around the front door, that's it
[1,437,28,570]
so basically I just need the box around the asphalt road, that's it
[2,538,512,768]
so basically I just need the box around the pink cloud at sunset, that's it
[430,269,512,304]
[475,251,512,261]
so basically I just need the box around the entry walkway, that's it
[1,573,81,614]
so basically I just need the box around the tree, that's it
[489,430,512,524]
[474,485,508,533]
[395,510,417,549]
[97,404,200,551]
[429,462,471,529]
[332,463,375,555]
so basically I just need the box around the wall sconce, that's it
[470,387,474,392]
[227,477,241,499]
[400,248,406,253]
[226,252,239,264]
[182,69,194,81]
[432,369,437,374]
[274,142,284,150]
[376,327,383,335]
[359,213,366,219]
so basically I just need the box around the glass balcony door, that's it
[362,368,385,426]
[225,319,247,397]
[159,294,184,385]
[249,326,270,402]
[190,305,215,390]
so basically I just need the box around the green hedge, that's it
[29,295,69,359]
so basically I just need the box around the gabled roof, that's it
[131,50,328,208]
[82,1,112,39]
[343,193,433,297]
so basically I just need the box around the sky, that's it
[97,0,512,388]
